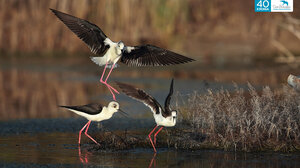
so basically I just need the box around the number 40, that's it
[257,0,270,8]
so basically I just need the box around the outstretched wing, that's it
[164,79,174,117]
[116,82,162,115]
[59,103,103,115]
[50,9,109,56]
[120,44,195,66]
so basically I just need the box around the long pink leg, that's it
[99,62,115,95]
[78,121,90,145]
[107,86,117,101]
[100,62,108,82]
[103,79,118,101]
[148,125,158,153]
[84,121,100,145]
[99,63,119,100]
[99,62,117,93]
[104,63,119,94]
[154,127,163,145]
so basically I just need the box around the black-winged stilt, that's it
[116,79,177,152]
[50,9,195,100]
[59,101,127,145]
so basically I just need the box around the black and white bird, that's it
[116,79,177,153]
[50,9,195,100]
[59,101,127,145]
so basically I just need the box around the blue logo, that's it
[255,0,271,12]
[280,0,288,6]
[255,0,293,12]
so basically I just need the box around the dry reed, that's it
[1,0,298,58]
[176,84,300,152]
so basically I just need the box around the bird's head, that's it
[108,101,120,113]
[117,41,125,50]
[108,101,128,116]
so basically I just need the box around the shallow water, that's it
[0,118,299,168]
[0,132,299,168]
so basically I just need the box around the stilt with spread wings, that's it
[50,9,195,100]
[116,79,177,152]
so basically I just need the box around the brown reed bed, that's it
[0,69,106,120]
[174,84,300,152]
[0,0,297,58]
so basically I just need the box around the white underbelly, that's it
[68,109,112,122]
[154,114,176,127]
[106,47,121,63]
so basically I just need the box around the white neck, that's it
[93,106,115,122]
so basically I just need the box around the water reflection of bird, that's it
[148,153,157,168]
[78,146,90,164]
[59,101,128,145]
[288,74,300,91]
[50,9,195,100]
[116,79,177,153]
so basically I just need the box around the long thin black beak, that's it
[119,109,129,117]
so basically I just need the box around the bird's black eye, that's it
[113,104,117,108]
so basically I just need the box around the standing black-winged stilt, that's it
[59,101,127,145]
[116,79,177,152]
[50,9,195,100]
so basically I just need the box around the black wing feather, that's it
[121,45,195,66]
[50,8,109,56]
[164,79,174,116]
[116,82,162,115]
[59,103,103,115]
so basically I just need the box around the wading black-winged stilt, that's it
[59,101,127,145]
[50,9,195,100]
[116,79,177,152]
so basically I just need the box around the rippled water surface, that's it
[0,131,299,168]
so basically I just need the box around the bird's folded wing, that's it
[59,103,103,115]
[50,9,109,56]
[116,82,161,114]
[120,44,195,66]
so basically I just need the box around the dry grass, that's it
[176,84,300,152]
[0,70,106,120]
